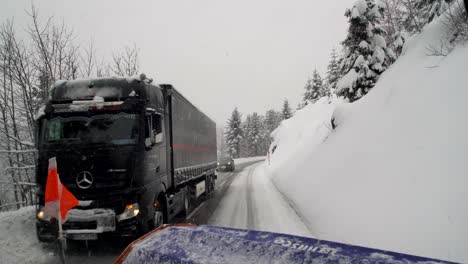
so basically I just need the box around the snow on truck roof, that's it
[51,76,148,101]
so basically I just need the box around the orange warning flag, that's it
[43,157,79,221]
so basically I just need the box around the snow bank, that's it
[234,156,266,165]
[0,207,56,263]
[267,14,468,263]
[268,97,338,170]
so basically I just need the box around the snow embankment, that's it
[234,156,266,165]
[267,14,468,263]
[0,207,56,263]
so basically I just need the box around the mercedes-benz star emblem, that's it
[76,171,93,189]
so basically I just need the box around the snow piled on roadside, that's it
[0,207,56,263]
[234,156,266,165]
[266,13,468,263]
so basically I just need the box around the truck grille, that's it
[63,221,97,230]
[48,147,134,192]
[73,196,129,215]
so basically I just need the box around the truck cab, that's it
[35,76,217,242]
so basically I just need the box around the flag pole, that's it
[58,203,64,245]
[46,157,78,263]
[57,172,67,263]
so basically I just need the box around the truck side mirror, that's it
[155,133,163,143]
[145,138,153,150]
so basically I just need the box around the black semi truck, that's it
[35,75,217,241]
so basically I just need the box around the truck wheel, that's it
[181,189,190,217]
[153,209,164,229]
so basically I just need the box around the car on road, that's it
[217,158,235,172]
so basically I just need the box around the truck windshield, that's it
[41,112,139,146]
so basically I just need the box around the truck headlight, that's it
[117,203,140,222]
[37,210,44,219]
[36,207,51,222]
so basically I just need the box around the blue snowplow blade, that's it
[115,224,456,264]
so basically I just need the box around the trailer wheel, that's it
[208,175,216,194]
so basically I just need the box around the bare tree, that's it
[381,0,409,39]
[111,44,139,76]
[0,5,145,212]
[27,4,80,98]
[425,1,467,57]
[442,0,468,43]
[0,20,36,210]
[80,40,96,77]
[401,0,424,33]
[96,57,112,77]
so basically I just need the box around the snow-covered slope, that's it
[0,207,56,263]
[267,14,468,263]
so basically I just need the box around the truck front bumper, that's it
[36,208,138,242]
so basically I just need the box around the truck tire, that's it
[140,196,166,235]
[153,195,167,229]
[153,208,164,229]
[181,188,190,217]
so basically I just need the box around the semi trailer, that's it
[35,75,217,241]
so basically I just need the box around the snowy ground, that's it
[0,207,57,264]
[0,160,272,264]
[209,163,312,238]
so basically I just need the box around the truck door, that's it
[145,113,166,179]
[151,113,166,179]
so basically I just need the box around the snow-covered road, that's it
[209,163,312,238]
[0,159,314,264]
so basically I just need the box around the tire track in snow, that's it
[210,162,311,238]
[226,165,253,228]
[245,164,257,229]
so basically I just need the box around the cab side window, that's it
[152,114,163,144]
[152,114,162,135]
[145,113,163,147]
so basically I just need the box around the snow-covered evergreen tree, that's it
[302,78,313,105]
[225,108,243,158]
[326,48,342,96]
[296,102,306,110]
[378,0,406,59]
[281,99,293,120]
[240,114,252,157]
[217,126,228,158]
[304,69,324,104]
[247,113,263,156]
[258,114,270,155]
[263,109,281,151]
[264,109,282,134]
[336,0,393,102]
[241,113,268,157]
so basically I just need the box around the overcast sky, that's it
[1,0,355,125]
